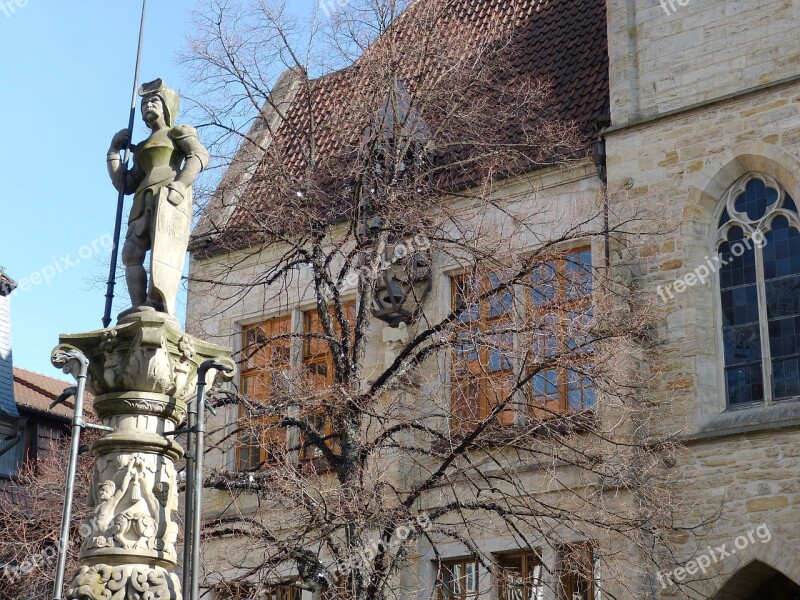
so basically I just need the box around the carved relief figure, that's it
[107,78,209,317]
[83,452,177,557]
[92,469,133,542]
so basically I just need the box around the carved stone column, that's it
[57,311,234,600]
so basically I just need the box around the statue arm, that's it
[167,125,210,204]
[140,484,159,521]
[107,129,143,195]
[116,469,134,500]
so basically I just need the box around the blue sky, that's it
[0,0,311,375]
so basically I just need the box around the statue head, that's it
[138,78,180,129]
[97,480,116,502]
[153,482,170,506]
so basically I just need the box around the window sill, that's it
[690,398,800,442]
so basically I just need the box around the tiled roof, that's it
[13,368,93,421]
[197,0,609,250]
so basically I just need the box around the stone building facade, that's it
[605,0,800,596]
[187,0,800,598]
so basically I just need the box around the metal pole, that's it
[51,348,89,600]
[603,184,610,274]
[190,360,234,600]
[103,0,148,328]
[182,388,196,597]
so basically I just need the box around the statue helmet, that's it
[138,78,180,127]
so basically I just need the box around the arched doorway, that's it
[713,560,800,599]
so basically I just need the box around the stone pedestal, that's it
[57,310,233,600]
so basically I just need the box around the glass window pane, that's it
[532,369,560,402]
[531,262,556,306]
[454,276,481,323]
[487,331,513,372]
[567,369,595,411]
[726,364,765,405]
[762,223,800,401]
[718,207,731,228]
[566,309,594,353]
[763,218,800,280]
[465,562,476,597]
[498,556,524,600]
[566,249,592,300]
[532,314,558,358]
[452,564,462,597]
[765,276,800,320]
[722,325,762,366]
[733,179,778,221]
[774,357,800,400]
[720,285,759,327]
[768,316,800,359]
[718,227,757,289]
[488,273,514,317]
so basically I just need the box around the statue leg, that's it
[122,234,149,308]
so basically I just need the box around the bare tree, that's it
[0,435,94,600]
[183,1,689,599]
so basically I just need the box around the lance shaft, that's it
[103,0,148,328]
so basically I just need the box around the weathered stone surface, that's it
[67,564,180,600]
[58,314,234,600]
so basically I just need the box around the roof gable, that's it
[195,0,609,252]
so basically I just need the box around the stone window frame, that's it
[701,172,800,437]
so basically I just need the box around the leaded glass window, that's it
[716,175,800,406]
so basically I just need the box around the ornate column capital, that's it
[60,312,234,424]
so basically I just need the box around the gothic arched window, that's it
[716,174,800,406]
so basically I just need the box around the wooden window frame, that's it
[495,551,544,600]
[236,315,292,470]
[450,273,516,431]
[527,247,595,414]
[557,543,597,600]
[437,557,479,600]
[299,305,355,461]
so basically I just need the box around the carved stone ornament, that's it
[66,564,180,600]
[59,311,235,423]
[80,450,180,562]
[55,311,235,600]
